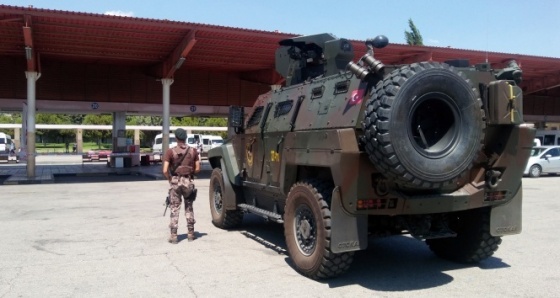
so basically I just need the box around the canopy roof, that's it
[1,4,559,96]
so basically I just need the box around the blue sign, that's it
[190,105,197,112]
[91,102,99,110]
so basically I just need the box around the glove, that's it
[188,188,197,201]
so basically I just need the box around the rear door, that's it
[202,137,212,152]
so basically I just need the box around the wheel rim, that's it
[293,203,317,256]
[408,92,460,158]
[212,179,223,214]
[531,166,540,176]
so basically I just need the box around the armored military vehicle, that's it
[207,33,534,279]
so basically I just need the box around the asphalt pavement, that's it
[0,164,559,297]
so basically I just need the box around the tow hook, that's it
[486,170,502,189]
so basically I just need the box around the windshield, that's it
[155,137,176,145]
[530,148,547,157]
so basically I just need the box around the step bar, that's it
[238,203,283,224]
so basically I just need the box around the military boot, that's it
[187,230,196,242]
[168,228,178,244]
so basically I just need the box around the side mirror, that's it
[545,154,552,160]
[228,106,244,134]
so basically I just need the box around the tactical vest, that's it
[170,146,195,176]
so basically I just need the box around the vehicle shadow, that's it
[239,214,288,255]
[238,215,510,291]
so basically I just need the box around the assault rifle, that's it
[163,195,170,216]
[162,188,197,217]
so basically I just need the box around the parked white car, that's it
[152,133,177,153]
[524,146,560,177]
[209,135,224,149]
[199,135,223,157]
[152,132,200,153]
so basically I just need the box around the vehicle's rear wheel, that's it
[426,207,502,263]
[284,179,354,279]
[209,168,243,229]
[362,62,485,190]
[529,164,542,178]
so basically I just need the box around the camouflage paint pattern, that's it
[207,33,533,253]
[168,176,196,234]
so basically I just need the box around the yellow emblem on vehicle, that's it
[270,150,280,162]
[246,145,253,167]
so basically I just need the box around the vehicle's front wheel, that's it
[426,207,502,263]
[209,168,243,229]
[284,179,354,279]
[529,164,542,178]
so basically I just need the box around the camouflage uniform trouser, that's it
[168,176,196,235]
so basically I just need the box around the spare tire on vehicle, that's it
[362,61,486,190]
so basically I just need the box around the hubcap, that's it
[294,204,316,256]
[531,166,540,176]
[213,180,223,214]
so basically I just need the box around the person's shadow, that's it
[177,231,208,243]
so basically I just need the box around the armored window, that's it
[274,100,294,118]
[246,106,264,128]
[311,86,324,99]
[334,80,350,94]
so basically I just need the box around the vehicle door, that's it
[543,147,560,172]
[243,103,271,183]
[202,137,212,152]
[262,97,302,187]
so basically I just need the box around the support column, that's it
[161,78,174,154]
[112,112,127,148]
[76,128,83,154]
[14,128,20,149]
[134,129,140,146]
[25,71,39,178]
[111,112,127,168]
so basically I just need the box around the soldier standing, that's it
[162,128,201,244]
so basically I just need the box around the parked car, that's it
[209,135,223,149]
[152,132,201,153]
[83,149,112,162]
[524,146,560,177]
[152,133,177,153]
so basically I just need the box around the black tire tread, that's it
[426,207,502,263]
[210,168,243,229]
[362,61,485,189]
[287,179,354,279]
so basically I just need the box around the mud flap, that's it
[490,185,522,236]
[220,159,239,210]
[330,186,368,253]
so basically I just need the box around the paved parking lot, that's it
[1,174,559,297]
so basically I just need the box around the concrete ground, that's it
[0,162,559,297]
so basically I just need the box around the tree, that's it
[0,113,21,136]
[172,116,227,137]
[83,114,112,148]
[35,113,73,144]
[405,18,424,46]
[128,116,163,147]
